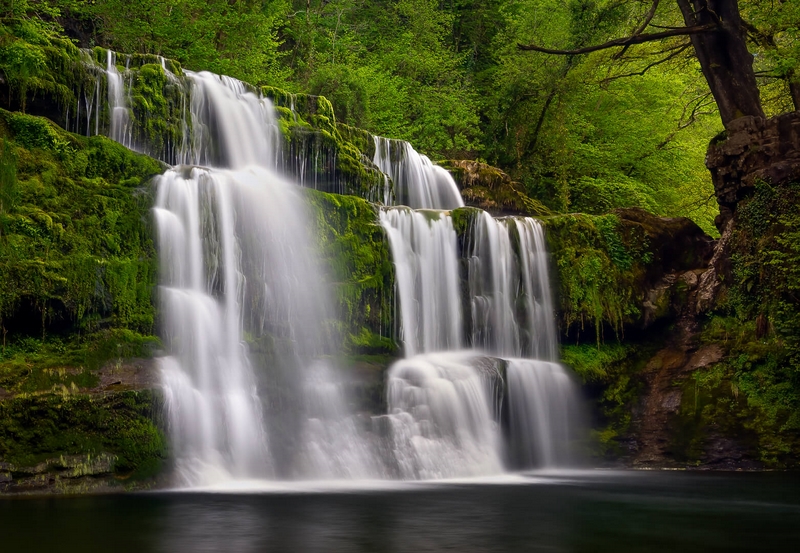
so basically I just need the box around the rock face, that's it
[441,160,552,216]
[706,112,800,228]
[543,207,714,341]
[613,207,715,277]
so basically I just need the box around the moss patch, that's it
[543,213,648,341]
[0,390,165,479]
[305,189,396,355]
[264,88,387,202]
[0,110,161,345]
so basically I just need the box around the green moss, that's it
[1,21,99,117]
[0,109,161,366]
[263,87,387,202]
[450,206,482,238]
[561,341,652,458]
[690,180,800,464]
[0,390,166,479]
[442,160,553,216]
[700,180,800,464]
[305,189,396,355]
[337,123,375,158]
[543,213,652,341]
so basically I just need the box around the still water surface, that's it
[2,471,798,553]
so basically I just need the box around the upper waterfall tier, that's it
[60,49,457,204]
[373,136,465,210]
[180,71,281,169]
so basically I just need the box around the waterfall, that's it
[467,213,558,360]
[155,167,273,483]
[378,208,462,356]
[154,71,376,484]
[105,50,132,148]
[380,209,557,359]
[381,207,581,472]
[373,136,464,209]
[180,71,281,169]
[79,49,581,481]
[384,353,504,479]
[505,359,579,468]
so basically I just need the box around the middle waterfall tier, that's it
[380,207,558,360]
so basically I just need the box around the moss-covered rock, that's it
[441,159,552,216]
[0,109,161,343]
[264,87,388,202]
[0,389,166,493]
[542,208,712,342]
[305,189,396,355]
[683,179,800,467]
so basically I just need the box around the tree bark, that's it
[788,69,800,112]
[676,0,764,127]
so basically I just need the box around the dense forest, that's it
[4,0,793,233]
[1,0,799,491]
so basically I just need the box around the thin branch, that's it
[518,23,717,55]
[613,1,662,61]
[603,42,692,84]
[741,19,776,48]
[679,100,715,129]
[633,0,661,36]
[648,24,702,30]
[677,192,718,215]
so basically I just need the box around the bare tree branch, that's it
[518,23,717,55]
[611,1,663,60]
[603,42,692,84]
[678,92,715,129]
[633,0,661,36]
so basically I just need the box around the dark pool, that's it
[2,471,799,552]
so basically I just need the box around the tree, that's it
[519,0,798,128]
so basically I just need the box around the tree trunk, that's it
[788,69,800,112]
[676,0,764,127]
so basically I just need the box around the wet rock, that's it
[53,454,117,477]
[680,271,699,290]
[95,358,158,392]
[642,274,678,328]
[613,207,715,275]
[696,219,734,313]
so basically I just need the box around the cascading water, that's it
[181,71,281,169]
[379,209,557,358]
[467,213,558,360]
[505,359,578,468]
[82,48,581,482]
[380,204,581,473]
[373,136,464,209]
[378,208,462,357]
[155,167,273,483]
[154,71,376,485]
[106,50,132,148]
[384,352,504,479]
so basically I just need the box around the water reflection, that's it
[3,472,799,553]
